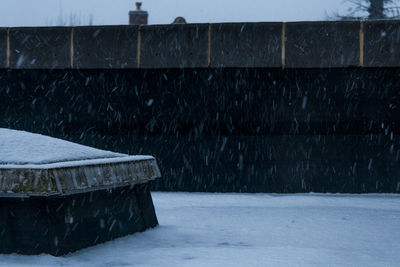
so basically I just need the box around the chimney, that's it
[129,2,148,25]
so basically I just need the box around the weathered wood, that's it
[0,158,160,194]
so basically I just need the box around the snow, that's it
[1,192,399,266]
[0,155,155,170]
[0,128,126,165]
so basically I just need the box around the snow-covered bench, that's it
[0,128,161,255]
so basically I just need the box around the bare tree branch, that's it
[330,0,400,20]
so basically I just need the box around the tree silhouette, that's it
[45,6,94,26]
[338,0,400,20]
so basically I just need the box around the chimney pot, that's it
[129,2,148,25]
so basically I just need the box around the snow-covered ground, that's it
[0,192,399,266]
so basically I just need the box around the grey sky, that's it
[1,0,352,27]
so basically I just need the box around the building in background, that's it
[172,16,187,24]
[129,2,148,25]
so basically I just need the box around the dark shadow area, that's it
[0,68,399,192]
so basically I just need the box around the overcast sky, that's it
[0,0,353,27]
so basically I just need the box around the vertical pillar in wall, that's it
[360,21,364,67]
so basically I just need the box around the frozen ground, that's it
[0,192,399,267]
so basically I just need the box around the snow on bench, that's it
[0,128,161,194]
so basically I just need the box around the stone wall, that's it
[1,21,399,192]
